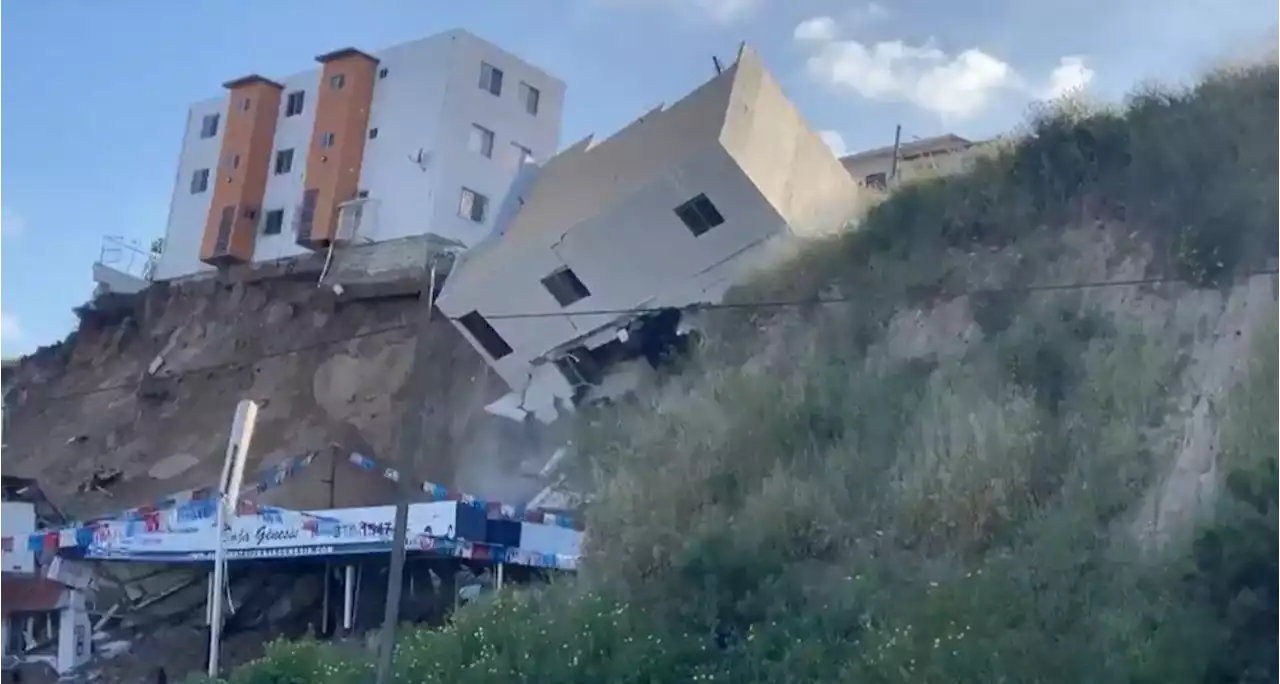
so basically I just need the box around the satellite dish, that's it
[407,148,431,172]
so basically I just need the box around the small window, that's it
[285,90,305,117]
[541,267,591,307]
[263,209,285,235]
[226,154,240,170]
[274,148,294,175]
[864,172,887,190]
[241,97,252,112]
[510,142,533,167]
[478,62,503,96]
[243,207,258,220]
[329,74,345,90]
[200,114,219,139]
[458,310,512,360]
[519,82,540,116]
[458,187,488,223]
[320,132,336,148]
[368,128,379,140]
[190,168,210,194]
[674,193,725,237]
[378,67,389,79]
[468,124,495,158]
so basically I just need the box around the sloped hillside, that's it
[2,261,567,521]
[214,59,1278,684]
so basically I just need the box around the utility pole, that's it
[888,124,903,188]
[375,255,444,684]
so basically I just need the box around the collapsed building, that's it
[436,46,861,422]
[0,37,862,681]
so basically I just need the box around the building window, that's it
[200,114,219,139]
[674,193,725,237]
[190,168,210,194]
[227,154,240,170]
[864,172,887,190]
[479,62,503,96]
[285,90,305,117]
[519,82,540,116]
[274,148,294,175]
[458,188,488,223]
[368,128,379,140]
[468,124,495,158]
[510,142,533,167]
[263,209,285,235]
[458,311,512,360]
[541,267,591,307]
[378,67,389,79]
[329,74,345,90]
[241,97,252,112]
[320,132,336,148]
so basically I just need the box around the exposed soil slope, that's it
[2,267,562,521]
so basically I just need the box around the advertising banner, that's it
[84,502,462,562]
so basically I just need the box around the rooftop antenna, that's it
[712,56,724,74]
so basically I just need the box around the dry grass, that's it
[203,57,1278,684]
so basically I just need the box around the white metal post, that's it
[343,564,356,632]
[207,400,259,678]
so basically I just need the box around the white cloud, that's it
[818,130,848,156]
[1,312,21,341]
[794,16,838,42]
[802,36,1018,118]
[1040,55,1095,100]
[795,17,1099,119]
[1,207,25,239]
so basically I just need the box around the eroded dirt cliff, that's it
[2,265,565,521]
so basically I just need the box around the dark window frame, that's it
[519,81,541,116]
[275,148,294,175]
[458,187,488,223]
[541,267,591,307]
[329,74,346,90]
[263,209,285,235]
[200,114,220,139]
[458,310,512,360]
[479,62,504,96]
[285,90,306,117]
[190,168,210,194]
[673,193,725,237]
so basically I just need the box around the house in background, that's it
[436,45,862,423]
[839,133,978,190]
[153,29,565,283]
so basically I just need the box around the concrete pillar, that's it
[56,591,91,675]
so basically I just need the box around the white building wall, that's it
[2,501,36,573]
[154,98,223,280]
[430,31,566,247]
[357,36,454,246]
[154,30,565,281]
[439,144,786,390]
[255,69,319,263]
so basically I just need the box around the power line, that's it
[17,268,1278,406]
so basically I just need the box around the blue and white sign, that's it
[85,502,463,562]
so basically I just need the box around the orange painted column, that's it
[200,75,283,265]
[297,48,379,249]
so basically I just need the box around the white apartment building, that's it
[154,29,565,281]
[436,46,861,423]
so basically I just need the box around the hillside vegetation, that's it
[200,60,1277,683]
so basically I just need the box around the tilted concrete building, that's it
[436,46,861,422]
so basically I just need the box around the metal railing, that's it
[98,236,157,281]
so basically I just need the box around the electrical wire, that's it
[16,268,1278,406]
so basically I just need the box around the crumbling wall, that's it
[2,263,566,521]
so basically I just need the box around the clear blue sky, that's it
[2,0,1273,356]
